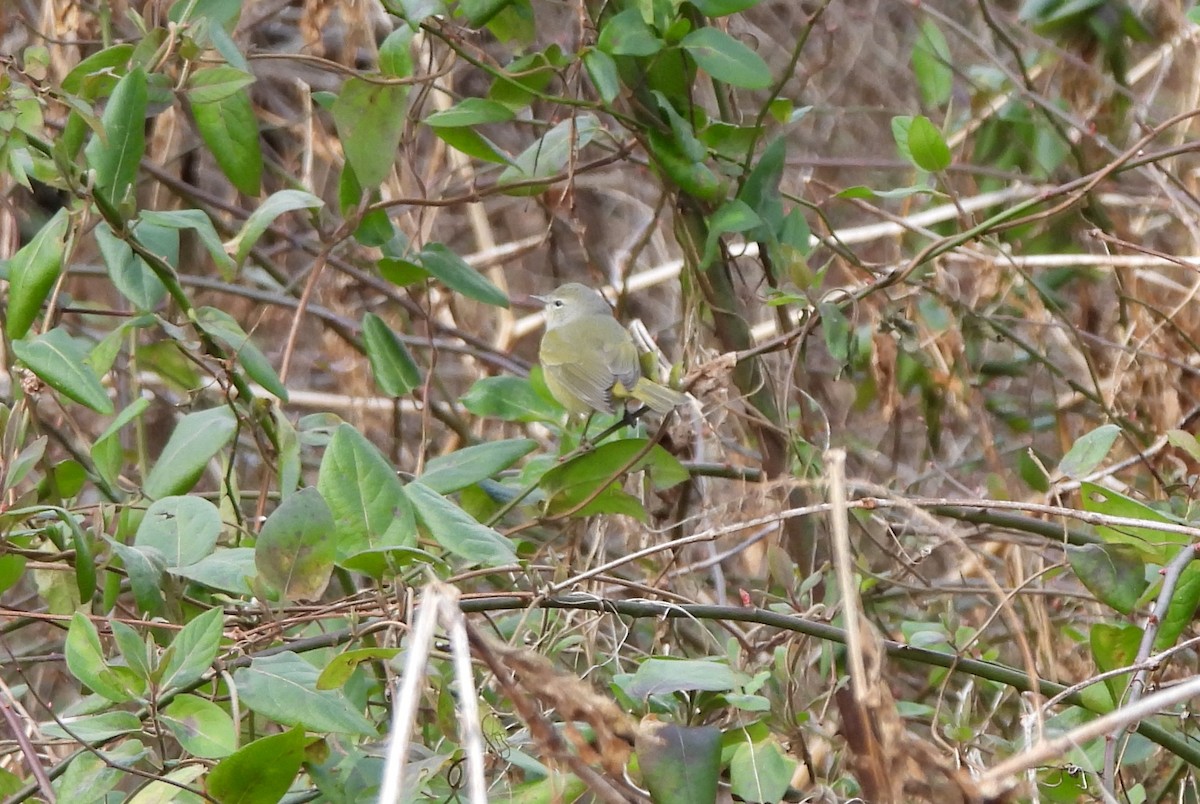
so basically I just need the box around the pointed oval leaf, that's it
[1057,423,1121,479]
[332,77,408,188]
[135,495,222,567]
[255,487,337,601]
[406,480,518,566]
[192,88,263,196]
[84,66,147,205]
[143,406,237,498]
[419,242,510,307]
[679,28,771,89]
[317,423,416,559]
[6,208,68,339]
[361,312,422,396]
[233,653,377,735]
[208,728,307,802]
[12,329,114,414]
[161,694,237,759]
[418,438,537,494]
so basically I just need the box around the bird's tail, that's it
[629,379,688,414]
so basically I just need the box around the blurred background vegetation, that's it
[2,0,1200,801]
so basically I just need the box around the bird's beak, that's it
[530,294,549,306]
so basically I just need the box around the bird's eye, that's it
[553,300,564,308]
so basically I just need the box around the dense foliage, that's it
[2,0,1200,801]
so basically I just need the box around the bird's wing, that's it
[541,327,618,413]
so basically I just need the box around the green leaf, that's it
[158,607,224,693]
[636,721,722,804]
[679,28,771,89]
[65,612,141,703]
[5,208,68,339]
[42,711,143,743]
[461,375,561,422]
[729,737,797,804]
[91,397,150,490]
[406,481,519,566]
[255,487,337,601]
[332,77,408,188]
[106,539,167,616]
[1080,482,1188,564]
[1156,561,1200,651]
[911,20,953,107]
[111,621,153,682]
[689,0,760,14]
[316,647,400,690]
[623,658,738,698]
[161,694,236,758]
[194,306,288,400]
[497,114,601,194]
[893,114,951,172]
[423,97,515,127]
[12,329,114,414]
[84,66,147,206]
[53,743,146,803]
[540,438,688,519]
[379,26,414,78]
[1057,423,1121,479]
[700,199,761,269]
[597,9,664,56]
[143,406,238,498]
[418,439,537,494]
[228,189,323,266]
[208,727,308,802]
[419,242,510,307]
[1167,428,1200,463]
[361,312,422,396]
[1090,622,1141,705]
[186,65,255,103]
[170,547,256,595]
[94,222,167,311]
[61,43,134,96]
[192,88,263,196]
[135,495,222,567]
[1066,543,1147,615]
[234,653,377,734]
[138,209,236,278]
[583,49,621,104]
[317,423,417,560]
[429,126,510,164]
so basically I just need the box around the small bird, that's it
[534,283,687,417]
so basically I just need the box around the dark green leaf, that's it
[729,737,797,804]
[186,66,255,103]
[423,97,515,127]
[61,44,134,96]
[911,20,953,107]
[497,114,601,194]
[161,694,237,758]
[700,199,761,268]
[407,480,519,565]
[332,77,408,188]
[419,242,509,306]
[418,439,537,493]
[1057,423,1121,479]
[138,209,236,278]
[192,88,263,196]
[361,312,422,396]
[461,376,562,422]
[94,221,167,311]
[195,307,288,400]
[159,607,224,693]
[12,329,114,414]
[689,0,760,14]
[135,495,222,567]
[583,49,621,104]
[106,539,167,616]
[679,28,771,89]
[255,487,337,601]
[233,653,377,734]
[597,9,664,56]
[1156,561,1200,651]
[84,67,147,206]
[1066,543,1147,615]
[143,407,237,498]
[317,424,416,560]
[1090,622,1141,705]
[623,658,738,698]
[5,208,68,339]
[229,189,323,266]
[208,728,308,802]
[636,721,722,804]
[1080,482,1187,564]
